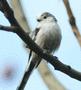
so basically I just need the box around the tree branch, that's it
[63,0,81,46]
[0,23,81,82]
[0,25,17,32]
[0,0,81,89]
[10,0,31,32]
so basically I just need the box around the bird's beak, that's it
[36,17,41,22]
[37,19,41,22]
[37,18,41,22]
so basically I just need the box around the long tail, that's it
[17,55,41,90]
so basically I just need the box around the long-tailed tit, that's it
[17,12,62,90]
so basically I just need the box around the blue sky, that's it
[0,0,81,90]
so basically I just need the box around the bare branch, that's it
[0,25,17,32]
[10,0,31,32]
[63,0,81,46]
[38,62,66,90]
[0,25,81,82]
[47,55,81,81]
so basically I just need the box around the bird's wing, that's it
[28,28,40,62]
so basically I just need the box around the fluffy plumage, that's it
[18,12,62,90]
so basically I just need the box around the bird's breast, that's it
[35,22,62,52]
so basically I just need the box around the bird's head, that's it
[37,12,57,23]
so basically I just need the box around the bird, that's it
[17,12,62,90]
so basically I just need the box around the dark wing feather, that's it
[28,28,40,62]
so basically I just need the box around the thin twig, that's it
[63,0,81,46]
[0,25,17,32]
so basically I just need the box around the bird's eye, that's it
[43,16,47,19]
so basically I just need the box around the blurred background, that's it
[0,0,81,90]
